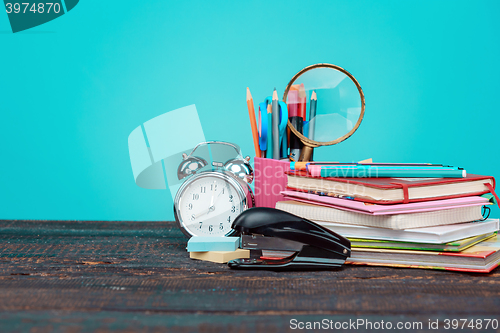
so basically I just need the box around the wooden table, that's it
[0,220,499,332]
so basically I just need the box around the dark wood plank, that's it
[0,220,499,332]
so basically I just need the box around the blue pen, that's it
[278,101,288,159]
[258,102,268,156]
[266,103,273,159]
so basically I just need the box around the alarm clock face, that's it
[174,172,248,237]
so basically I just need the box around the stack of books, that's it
[275,165,500,273]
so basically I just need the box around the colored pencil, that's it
[308,91,317,140]
[308,90,317,160]
[292,161,448,172]
[246,88,261,158]
[272,88,280,159]
[298,83,307,121]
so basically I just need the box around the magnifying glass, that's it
[283,63,365,162]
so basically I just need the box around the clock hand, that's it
[207,181,217,213]
[198,190,226,218]
[211,188,226,207]
[192,183,219,219]
[193,206,212,219]
[193,183,232,220]
[206,186,227,213]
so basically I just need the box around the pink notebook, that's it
[280,190,490,215]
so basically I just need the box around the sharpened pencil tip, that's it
[272,89,278,100]
[311,90,317,100]
[247,87,252,101]
[298,84,306,98]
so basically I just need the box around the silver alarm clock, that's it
[173,141,254,238]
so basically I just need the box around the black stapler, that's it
[228,207,351,271]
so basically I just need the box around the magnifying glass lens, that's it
[286,66,362,143]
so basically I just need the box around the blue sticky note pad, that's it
[187,237,239,252]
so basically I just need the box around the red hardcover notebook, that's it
[285,171,496,204]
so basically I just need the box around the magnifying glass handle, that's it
[299,146,314,162]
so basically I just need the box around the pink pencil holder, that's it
[253,157,291,208]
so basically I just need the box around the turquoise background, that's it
[1,1,499,221]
